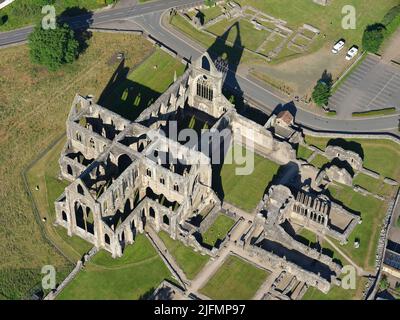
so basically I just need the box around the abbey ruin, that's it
[55,53,364,298]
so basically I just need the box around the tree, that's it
[362,23,386,53]
[312,81,331,107]
[379,275,390,291]
[204,0,216,7]
[28,23,79,71]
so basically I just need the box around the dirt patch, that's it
[244,43,353,96]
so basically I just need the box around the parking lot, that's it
[329,54,400,119]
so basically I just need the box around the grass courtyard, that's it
[296,145,314,161]
[304,136,400,180]
[158,231,209,280]
[199,255,269,299]
[202,214,236,247]
[220,145,281,213]
[0,32,155,299]
[103,48,185,121]
[57,235,173,300]
[328,183,388,271]
[302,275,368,300]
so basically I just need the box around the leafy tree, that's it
[379,275,390,291]
[204,0,216,7]
[312,81,331,107]
[362,23,386,53]
[28,23,79,71]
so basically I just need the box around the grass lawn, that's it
[207,18,269,52]
[170,14,256,66]
[0,0,108,31]
[295,229,344,265]
[310,154,329,169]
[220,144,281,212]
[236,0,398,51]
[353,173,395,197]
[302,275,367,300]
[328,183,387,271]
[202,214,236,247]
[57,235,173,300]
[297,145,314,161]
[158,231,209,280]
[103,48,185,121]
[27,137,93,262]
[0,32,154,299]
[197,5,223,24]
[304,136,400,180]
[199,255,269,299]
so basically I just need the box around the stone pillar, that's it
[126,224,134,244]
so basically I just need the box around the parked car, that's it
[332,39,345,54]
[346,46,358,60]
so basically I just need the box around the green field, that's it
[195,5,223,24]
[236,0,398,50]
[0,32,155,299]
[304,136,400,180]
[27,137,93,262]
[328,183,387,271]
[158,231,209,280]
[103,48,185,121]
[353,173,395,197]
[303,276,368,300]
[207,18,269,52]
[202,214,236,247]
[0,0,108,31]
[220,145,281,212]
[199,255,269,299]
[310,154,329,169]
[297,145,314,161]
[57,234,173,300]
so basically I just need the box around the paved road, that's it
[134,11,400,134]
[1,0,399,135]
[0,0,199,46]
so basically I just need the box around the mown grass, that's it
[27,137,93,263]
[57,235,173,300]
[304,136,400,180]
[158,231,209,280]
[296,145,314,161]
[202,214,236,247]
[220,144,281,213]
[328,183,387,271]
[199,255,269,299]
[0,0,108,31]
[303,275,368,300]
[103,48,185,121]
[236,0,398,50]
[0,32,154,299]
[310,154,329,169]
[353,173,395,197]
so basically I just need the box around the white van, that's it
[346,46,358,60]
[332,39,345,54]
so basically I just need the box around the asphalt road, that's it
[0,0,199,46]
[134,11,400,134]
[1,0,399,135]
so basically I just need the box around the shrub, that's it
[204,0,216,7]
[28,23,79,71]
[362,23,386,53]
[312,81,331,107]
